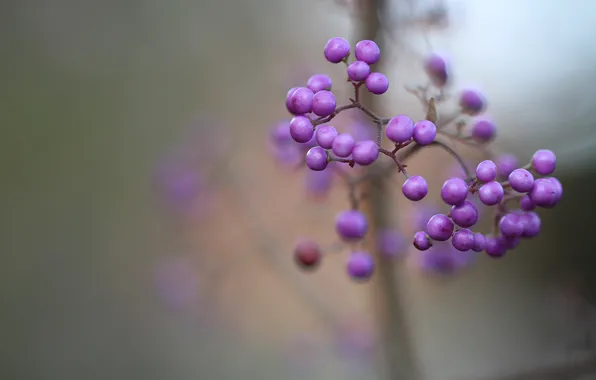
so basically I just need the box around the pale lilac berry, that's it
[471,118,496,143]
[332,133,355,158]
[478,181,504,206]
[354,40,381,64]
[316,126,338,149]
[424,53,448,87]
[531,149,556,175]
[347,61,371,81]
[499,213,523,237]
[352,140,379,166]
[305,146,328,171]
[426,214,454,241]
[412,120,437,145]
[452,229,474,251]
[508,168,534,193]
[530,177,562,208]
[459,89,486,115]
[472,233,487,252]
[324,37,350,63]
[519,195,535,211]
[364,72,389,94]
[336,210,368,240]
[476,160,497,182]
[441,177,469,206]
[485,236,506,258]
[312,90,337,117]
[413,231,432,251]
[402,175,428,201]
[496,154,518,179]
[306,74,333,93]
[289,116,314,143]
[386,115,414,143]
[288,87,314,115]
[346,252,375,281]
[450,200,478,228]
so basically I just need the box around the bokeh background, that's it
[2,0,596,379]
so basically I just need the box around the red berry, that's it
[293,240,322,270]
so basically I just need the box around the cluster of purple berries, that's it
[277,37,563,281]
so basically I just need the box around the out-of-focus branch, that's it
[477,353,596,380]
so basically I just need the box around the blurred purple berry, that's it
[459,89,486,115]
[485,236,507,258]
[472,233,487,252]
[336,210,368,240]
[316,125,338,149]
[346,252,375,280]
[424,52,449,87]
[519,195,535,211]
[471,118,496,143]
[499,213,524,237]
[376,229,406,258]
[496,154,518,179]
[306,74,333,93]
[520,212,541,237]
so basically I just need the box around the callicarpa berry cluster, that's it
[270,37,563,282]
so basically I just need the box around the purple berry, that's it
[476,160,497,182]
[331,133,355,158]
[508,168,534,193]
[352,140,379,166]
[315,126,338,149]
[413,231,432,251]
[288,87,314,115]
[485,236,506,258]
[459,89,486,115]
[376,229,405,258]
[312,90,337,117]
[530,177,562,208]
[306,74,333,93]
[412,120,437,145]
[294,239,322,270]
[478,181,504,206]
[354,40,381,64]
[426,214,454,241]
[402,175,428,201]
[324,37,351,63]
[441,177,469,206]
[519,195,535,211]
[347,61,371,81]
[499,213,523,237]
[270,120,293,146]
[336,210,368,240]
[450,200,478,228]
[496,154,518,179]
[424,53,448,87]
[385,115,414,143]
[346,252,375,281]
[531,149,556,175]
[305,146,328,171]
[286,87,300,114]
[289,116,314,143]
[364,72,389,95]
[471,118,496,143]
[305,168,334,200]
[499,235,521,250]
[452,229,474,251]
[520,212,541,237]
[472,233,487,252]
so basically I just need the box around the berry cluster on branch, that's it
[270,37,563,282]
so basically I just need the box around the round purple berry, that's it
[450,200,478,228]
[412,120,437,145]
[386,115,414,143]
[352,140,379,166]
[530,177,562,208]
[312,90,337,117]
[531,149,556,175]
[288,87,314,115]
[305,146,328,171]
[286,87,300,115]
[315,126,338,149]
[336,210,368,240]
[499,213,523,237]
[476,160,497,182]
[478,181,504,206]
[424,53,448,87]
[459,89,486,115]
[496,154,518,179]
[441,177,469,206]
[346,252,375,281]
[472,233,487,252]
[270,120,293,146]
[519,195,535,211]
[413,231,432,251]
[508,168,534,193]
[289,116,314,143]
[324,37,351,63]
[499,235,521,250]
[452,229,474,251]
[347,61,371,81]
[376,229,405,258]
[331,133,355,158]
[402,175,428,201]
[426,214,454,241]
[306,74,333,93]
[520,212,541,237]
[471,118,496,143]
[354,40,381,64]
[305,168,334,200]
[364,72,389,95]
[485,236,506,258]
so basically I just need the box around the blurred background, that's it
[2,0,596,379]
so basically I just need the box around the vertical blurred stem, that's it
[352,1,421,379]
